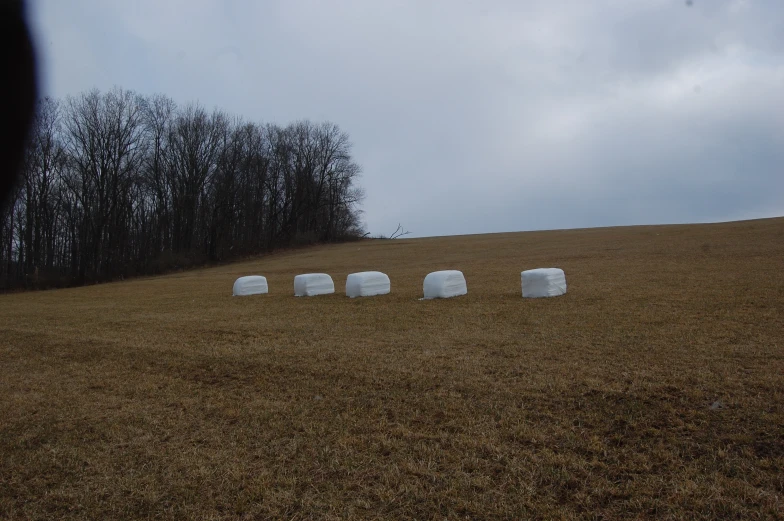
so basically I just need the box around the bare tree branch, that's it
[0,89,368,288]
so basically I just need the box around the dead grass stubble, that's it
[1,218,783,520]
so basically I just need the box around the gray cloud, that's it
[29,0,784,237]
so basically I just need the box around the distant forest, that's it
[0,88,365,289]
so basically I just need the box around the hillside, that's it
[1,218,783,520]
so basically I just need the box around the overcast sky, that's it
[28,0,784,237]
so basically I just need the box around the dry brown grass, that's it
[1,218,783,520]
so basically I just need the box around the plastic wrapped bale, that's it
[294,273,335,297]
[345,271,390,298]
[423,270,467,299]
[521,268,567,298]
[232,275,268,296]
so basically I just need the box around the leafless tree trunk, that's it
[3,88,366,289]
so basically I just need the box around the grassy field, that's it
[1,218,783,520]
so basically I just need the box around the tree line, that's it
[0,88,365,289]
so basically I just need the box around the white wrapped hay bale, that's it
[423,270,467,299]
[232,275,268,296]
[345,271,390,298]
[521,268,567,298]
[294,273,335,297]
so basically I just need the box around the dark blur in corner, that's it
[0,0,38,210]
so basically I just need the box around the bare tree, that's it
[141,93,177,256]
[19,97,65,280]
[386,224,411,239]
[2,88,366,288]
[61,88,145,280]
